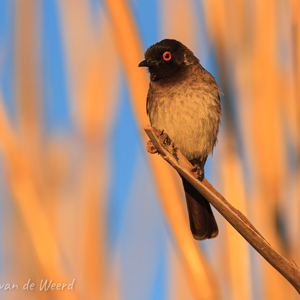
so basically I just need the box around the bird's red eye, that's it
[163,51,171,61]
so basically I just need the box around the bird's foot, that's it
[172,144,179,161]
[162,134,172,146]
[192,164,204,181]
[157,129,172,146]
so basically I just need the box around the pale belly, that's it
[148,90,220,161]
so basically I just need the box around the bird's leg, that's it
[192,164,204,181]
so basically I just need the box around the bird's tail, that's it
[181,176,218,240]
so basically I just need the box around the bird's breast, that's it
[147,80,221,161]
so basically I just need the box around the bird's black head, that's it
[138,39,199,82]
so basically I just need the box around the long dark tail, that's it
[181,176,218,240]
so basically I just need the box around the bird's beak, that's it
[138,59,156,67]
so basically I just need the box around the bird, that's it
[138,39,222,240]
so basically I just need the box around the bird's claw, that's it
[192,164,204,181]
[162,134,172,146]
[172,144,179,161]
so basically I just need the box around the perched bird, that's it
[139,39,222,240]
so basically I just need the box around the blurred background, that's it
[0,0,299,299]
